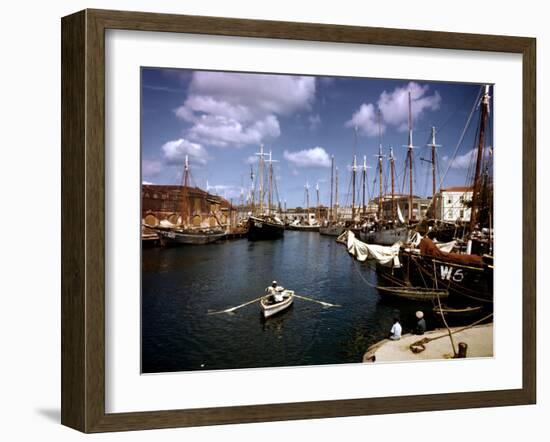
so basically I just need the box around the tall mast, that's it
[305,181,310,215]
[254,144,268,214]
[469,85,491,231]
[362,155,367,216]
[406,91,414,222]
[335,167,339,220]
[249,165,255,211]
[351,127,358,221]
[268,151,272,215]
[265,150,279,217]
[183,154,189,187]
[316,182,320,221]
[427,126,441,200]
[259,145,264,213]
[389,147,396,222]
[180,155,190,226]
[377,109,384,220]
[329,155,334,222]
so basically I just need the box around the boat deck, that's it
[363,323,493,362]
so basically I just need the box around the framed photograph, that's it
[61,9,536,433]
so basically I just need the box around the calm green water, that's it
[141,231,427,373]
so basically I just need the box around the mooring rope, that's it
[410,312,493,349]
[352,258,447,298]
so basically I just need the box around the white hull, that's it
[319,224,345,236]
[360,227,408,245]
[260,291,294,318]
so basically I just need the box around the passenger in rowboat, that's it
[266,281,285,303]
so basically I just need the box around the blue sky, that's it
[141,68,492,207]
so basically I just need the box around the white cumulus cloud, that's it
[347,81,441,136]
[346,103,381,137]
[283,147,331,168]
[206,184,245,199]
[174,72,316,148]
[448,147,492,170]
[161,138,209,166]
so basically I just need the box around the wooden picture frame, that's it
[61,8,536,433]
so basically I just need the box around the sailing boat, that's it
[361,106,410,245]
[288,181,320,231]
[320,156,345,236]
[247,146,285,241]
[155,155,226,245]
[376,85,494,305]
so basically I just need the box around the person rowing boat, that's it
[265,280,285,303]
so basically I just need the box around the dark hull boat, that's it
[247,216,285,241]
[378,237,493,305]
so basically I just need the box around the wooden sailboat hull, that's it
[247,216,285,241]
[158,229,226,245]
[287,224,320,232]
[378,250,493,305]
[433,304,484,318]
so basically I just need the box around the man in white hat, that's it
[266,280,284,303]
[414,311,426,335]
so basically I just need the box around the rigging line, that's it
[438,86,483,189]
[412,256,493,303]
[434,87,480,137]
[353,258,447,296]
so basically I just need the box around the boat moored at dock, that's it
[247,215,285,241]
[156,228,226,245]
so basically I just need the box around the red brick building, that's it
[142,184,234,228]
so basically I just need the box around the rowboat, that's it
[433,304,484,318]
[260,290,294,318]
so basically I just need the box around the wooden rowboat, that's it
[433,304,483,318]
[260,290,294,318]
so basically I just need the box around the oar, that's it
[294,294,341,308]
[207,295,264,315]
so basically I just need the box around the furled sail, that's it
[397,203,405,224]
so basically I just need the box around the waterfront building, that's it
[378,195,431,222]
[433,186,473,222]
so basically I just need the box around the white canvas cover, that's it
[346,231,402,267]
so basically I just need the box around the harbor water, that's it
[142,231,430,373]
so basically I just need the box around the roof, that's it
[142,184,231,207]
[440,186,473,193]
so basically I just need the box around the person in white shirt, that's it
[266,281,284,303]
[389,317,402,340]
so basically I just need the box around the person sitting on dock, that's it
[414,311,427,335]
[266,281,284,303]
[389,317,402,341]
